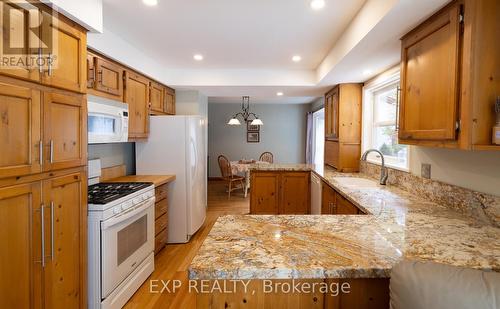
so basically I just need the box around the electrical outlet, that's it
[421,163,431,179]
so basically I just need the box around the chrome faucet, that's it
[361,149,388,185]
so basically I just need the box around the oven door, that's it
[100,197,154,298]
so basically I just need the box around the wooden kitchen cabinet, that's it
[164,87,176,115]
[40,9,87,94]
[279,172,310,214]
[399,0,500,150]
[94,57,124,100]
[399,1,461,141]
[0,181,43,309]
[250,171,310,214]
[124,70,150,140]
[250,172,280,214]
[42,92,87,171]
[42,171,87,309]
[87,50,125,101]
[0,82,42,178]
[321,181,336,214]
[324,84,362,172]
[0,1,41,82]
[0,3,86,94]
[0,81,86,179]
[325,87,339,140]
[149,81,165,114]
[0,169,87,309]
[154,183,169,254]
[321,180,363,215]
[336,193,361,215]
[0,3,88,307]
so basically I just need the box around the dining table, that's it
[230,160,269,197]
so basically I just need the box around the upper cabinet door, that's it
[149,81,164,114]
[325,87,339,140]
[42,171,86,309]
[164,87,175,115]
[42,92,86,171]
[0,181,43,309]
[124,71,150,139]
[94,57,124,100]
[399,3,461,141]
[0,1,41,82]
[40,9,86,93]
[0,82,41,179]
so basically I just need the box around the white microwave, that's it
[88,95,129,144]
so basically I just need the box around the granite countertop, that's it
[109,174,176,187]
[189,164,500,280]
[248,163,313,171]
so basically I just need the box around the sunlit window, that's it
[362,70,409,170]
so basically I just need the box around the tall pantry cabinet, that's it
[0,1,88,308]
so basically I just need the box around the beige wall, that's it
[409,147,500,196]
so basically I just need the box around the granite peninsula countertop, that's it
[189,164,500,280]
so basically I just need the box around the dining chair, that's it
[259,152,274,163]
[218,155,245,199]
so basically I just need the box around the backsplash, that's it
[360,161,500,227]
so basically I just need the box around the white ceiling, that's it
[102,0,366,70]
[92,0,450,104]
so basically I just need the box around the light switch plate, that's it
[421,163,431,179]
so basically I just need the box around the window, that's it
[362,69,409,170]
[312,108,325,167]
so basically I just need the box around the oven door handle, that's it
[101,197,154,230]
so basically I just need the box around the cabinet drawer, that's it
[154,228,168,254]
[155,198,168,219]
[155,213,168,235]
[155,183,168,201]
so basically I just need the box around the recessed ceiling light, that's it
[193,54,204,61]
[277,92,284,96]
[292,55,302,62]
[363,69,372,76]
[143,0,158,6]
[310,0,325,10]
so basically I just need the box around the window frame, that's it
[362,69,410,171]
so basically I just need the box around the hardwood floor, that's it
[124,180,249,309]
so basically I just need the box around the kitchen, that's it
[0,0,499,309]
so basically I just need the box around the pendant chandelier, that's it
[227,96,263,126]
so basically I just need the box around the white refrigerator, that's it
[135,115,207,243]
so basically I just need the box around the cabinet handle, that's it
[38,48,43,73]
[98,70,103,83]
[50,201,55,260]
[47,53,52,76]
[39,204,46,267]
[49,140,54,163]
[396,86,401,131]
[39,140,43,164]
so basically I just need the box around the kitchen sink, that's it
[332,177,380,188]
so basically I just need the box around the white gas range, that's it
[87,160,155,309]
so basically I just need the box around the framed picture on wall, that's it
[247,132,260,143]
[247,120,260,132]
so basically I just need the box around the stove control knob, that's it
[142,193,150,200]
[133,197,142,204]
[123,201,132,209]
[113,206,122,214]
